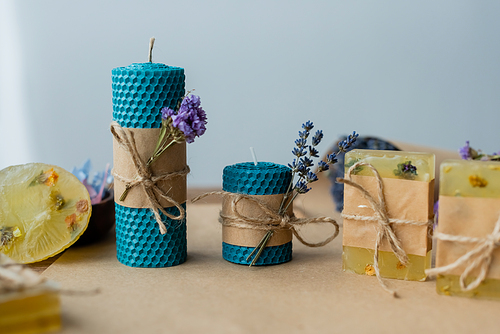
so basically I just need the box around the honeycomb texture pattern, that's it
[222,162,292,195]
[115,203,187,267]
[112,63,185,128]
[222,242,292,265]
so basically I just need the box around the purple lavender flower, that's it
[326,153,338,165]
[295,138,307,148]
[459,141,471,160]
[292,147,306,158]
[305,171,318,183]
[308,146,319,158]
[311,130,323,146]
[294,180,311,194]
[161,94,207,143]
[317,160,329,172]
[302,121,314,131]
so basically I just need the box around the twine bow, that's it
[337,162,432,297]
[110,121,189,234]
[426,214,500,291]
[191,191,340,248]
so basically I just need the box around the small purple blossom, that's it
[317,160,329,172]
[302,121,314,131]
[294,180,311,194]
[326,153,338,165]
[292,147,306,158]
[311,130,323,146]
[308,146,319,158]
[161,94,207,143]
[305,171,318,183]
[459,141,472,160]
[295,138,307,148]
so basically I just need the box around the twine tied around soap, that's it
[191,190,340,248]
[110,121,189,234]
[425,214,500,291]
[337,162,433,297]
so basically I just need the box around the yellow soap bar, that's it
[342,149,434,282]
[0,163,91,263]
[436,159,500,299]
[0,254,61,334]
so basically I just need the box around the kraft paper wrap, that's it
[222,193,293,247]
[343,175,433,256]
[436,196,500,279]
[112,127,187,208]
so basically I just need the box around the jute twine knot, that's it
[337,162,433,297]
[191,191,340,248]
[426,214,500,291]
[110,121,190,234]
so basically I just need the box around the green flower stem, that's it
[247,230,274,267]
[278,171,296,215]
[281,191,299,215]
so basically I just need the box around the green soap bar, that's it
[345,149,435,182]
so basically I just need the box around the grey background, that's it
[1,0,498,187]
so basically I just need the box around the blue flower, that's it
[326,153,338,165]
[302,121,314,132]
[288,159,300,173]
[308,146,319,158]
[295,138,307,148]
[317,161,329,172]
[294,180,311,194]
[311,130,323,146]
[301,156,314,167]
[306,171,318,183]
[298,130,309,139]
[292,147,306,158]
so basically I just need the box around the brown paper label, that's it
[342,175,433,256]
[436,196,500,279]
[222,193,293,247]
[112,127,187,208]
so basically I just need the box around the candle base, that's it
[115,203,187,268]
[222,241,292,266]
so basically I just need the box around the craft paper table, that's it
[40,143,500,334]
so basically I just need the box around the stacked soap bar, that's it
[435,159,500,299]
[342,149,434,281]
[0,254,61,334]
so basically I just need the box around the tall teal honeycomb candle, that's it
[111,61,187,268]
[221,162,294,265]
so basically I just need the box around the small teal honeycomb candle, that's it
[111,62,187,268]
[221,162,293,265]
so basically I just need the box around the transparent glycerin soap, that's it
[342,149,434,281]
[435,159,500,299]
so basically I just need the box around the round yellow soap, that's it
[0,163,91,263]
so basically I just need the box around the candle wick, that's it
[250,147,258,166]
[148,37,155,63]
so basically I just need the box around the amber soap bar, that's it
[0,255,61,334]
[342,149,434,281]
[436,159,500,299]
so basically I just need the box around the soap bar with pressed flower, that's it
[434,159,500,299]
[342,149,434,281]
[0,254,61,334]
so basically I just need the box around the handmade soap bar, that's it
[221,162,293,266]
[342,149,434,281]
[0,254,61,334]
[434,159,500,299]
[0,163,91,263]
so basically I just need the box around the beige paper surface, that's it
[221,193,293,247]
[41,200,500,334]
[343,175,433,256]
[436,196,500,279]
[112,127,187,208]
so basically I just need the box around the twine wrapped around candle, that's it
[426,214,500,291]
[192,191,340,247]
[337,162,433,297]
[110,121,189,234]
